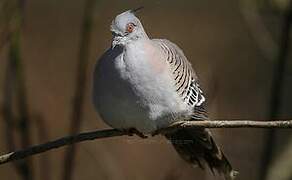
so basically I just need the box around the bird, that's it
[93,8,237,180]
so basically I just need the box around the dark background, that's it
[0,0,291,180]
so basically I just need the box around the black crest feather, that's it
[130,6,144,14]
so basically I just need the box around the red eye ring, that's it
[126,23,135,33]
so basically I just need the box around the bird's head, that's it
[110,7,148,48]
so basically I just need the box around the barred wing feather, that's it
[153,39,207,119]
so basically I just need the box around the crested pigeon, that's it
[93,8,237,180]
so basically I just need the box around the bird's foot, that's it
[152,121,185,136]
[123,128,148,139]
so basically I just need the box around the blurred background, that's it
[0,0,291,179]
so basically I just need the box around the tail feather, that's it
[165,127,238,180]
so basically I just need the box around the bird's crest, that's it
[130,6,144,14]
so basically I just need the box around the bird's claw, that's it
[123,128,148,139]
[151,121,185,136]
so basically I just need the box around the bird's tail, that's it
[165,127,238,180]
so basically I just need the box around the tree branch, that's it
[0,120,291,165]
[63,1,96,179]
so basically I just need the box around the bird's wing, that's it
[153,39,207,119]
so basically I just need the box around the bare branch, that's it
[0,129,126,165]
[169,120,292,129]
[63,0,96,179]
[260,1,292,179]
[238,0,278,61]
[0,120,292,166]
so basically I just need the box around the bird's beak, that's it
[111,31,123,49]
[111,40,118,49]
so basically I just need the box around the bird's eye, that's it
[126,23,135,33]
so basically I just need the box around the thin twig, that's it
[62,1,96,179]
[11,18,34,180]
[0,120,292,166]
[260,1,292,179]
[238,0,278,61]
[3,26,18,171]
[0,0,13,53]
[10,0,33,179]
[2,0,33,179]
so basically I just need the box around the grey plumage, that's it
[93,9,237,180]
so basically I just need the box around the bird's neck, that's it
[130,29,149,43]
[138,28,149,39]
